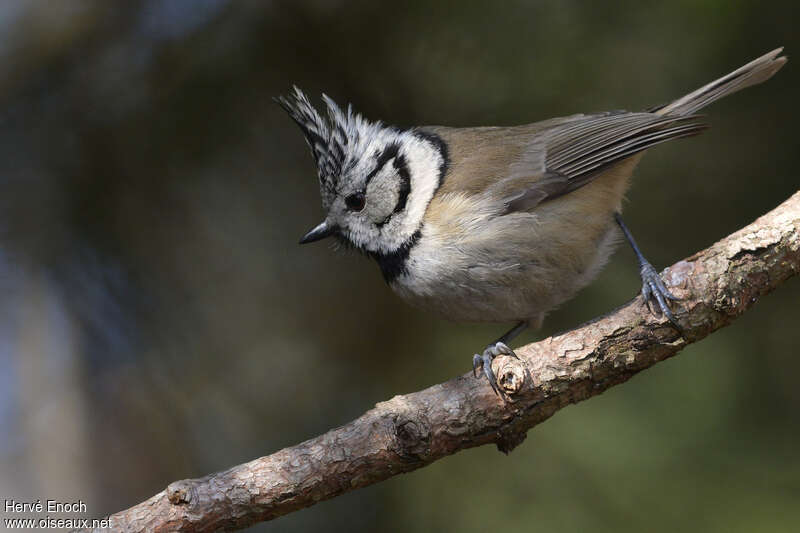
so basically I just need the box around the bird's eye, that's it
[345,192,366,212]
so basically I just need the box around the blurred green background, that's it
[1,1,798,532]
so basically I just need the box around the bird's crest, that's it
[276,87,381,194]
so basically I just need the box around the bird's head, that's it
[277,88,448,256]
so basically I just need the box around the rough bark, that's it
[78,191,800,533]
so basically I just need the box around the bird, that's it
[277,48,786,398]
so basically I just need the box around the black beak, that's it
[299,220,336,244]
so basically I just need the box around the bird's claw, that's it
[640,260,684,335]
[472,341,518,399]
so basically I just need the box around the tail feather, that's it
[654,48,787,116]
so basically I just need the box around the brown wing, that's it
[427,111,707,214]
[502,111,708,212]
[428,49,784,214]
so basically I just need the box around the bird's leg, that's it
[473,321,527,397]
[614,213,684,334]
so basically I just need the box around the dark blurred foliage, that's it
[1,1,799,531]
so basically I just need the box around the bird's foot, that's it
[472,341,519,398]
[639,260,684,335]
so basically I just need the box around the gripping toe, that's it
[640,261,684,335]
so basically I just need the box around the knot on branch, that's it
[393,416,430,460]
[495,426,528,454]
[167,480,197,505]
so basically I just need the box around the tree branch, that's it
[80,191,800,533]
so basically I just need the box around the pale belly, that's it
[388,159,636,324]
[390,212,621,323]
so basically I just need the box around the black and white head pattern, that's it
[277,87,448,276]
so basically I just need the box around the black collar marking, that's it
[370,229,422,283]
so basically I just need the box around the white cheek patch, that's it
[365,164,400,224]
[376,134,445,253]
